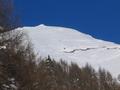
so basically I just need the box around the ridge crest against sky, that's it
[14,0,120,44]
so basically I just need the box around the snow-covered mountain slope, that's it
[16,24,120,78]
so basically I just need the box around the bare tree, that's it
[0,0,19,32]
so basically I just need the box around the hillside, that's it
[16,24,120,78]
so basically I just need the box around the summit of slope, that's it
[19,24,120,47]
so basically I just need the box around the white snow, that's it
[16,24,120,78]
[0,46,6,49]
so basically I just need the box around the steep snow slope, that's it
[16,24,120,78]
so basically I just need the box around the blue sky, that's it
[14,0,120,43]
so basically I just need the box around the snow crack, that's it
[64,46,120,53]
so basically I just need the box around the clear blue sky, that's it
[14,0,120,44]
